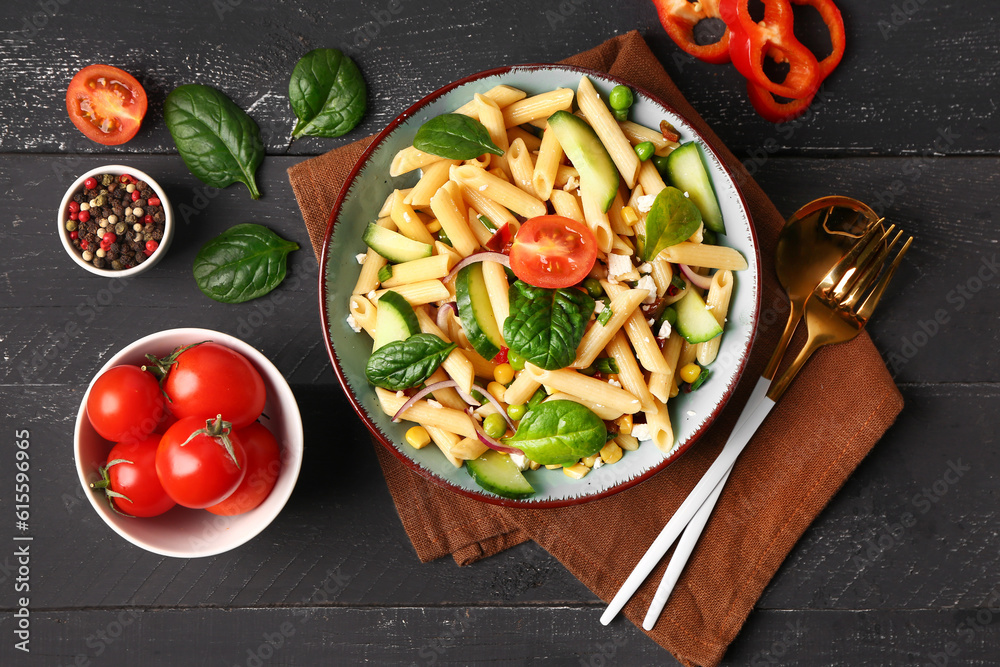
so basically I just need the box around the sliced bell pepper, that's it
[745,0,846,122]
[720,0,820,100]
[652,0,732,65]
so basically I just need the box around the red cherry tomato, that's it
[155,416,247,509]
[207,423,282,516]
[157,342,266,429]
[92,436,176,518]
[508,215,599,288]
[87,365,166,443]
[66,64,148,146]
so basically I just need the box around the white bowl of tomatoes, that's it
[74,328,304,558]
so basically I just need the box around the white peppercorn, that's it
[82,250,93,261]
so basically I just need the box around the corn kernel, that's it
[600,440,623,464]
[405,426,431,449]
[487,381,507,404]
[581,454,599,468]
[544,464,563,470]
[679,363,701,384]
[528,460,542,470]
[425,218,442,233]
[616,433,639,451]
[494,363,515,385]
[621,205,639,226]
[563,463,591,479]
[615,413,633,436]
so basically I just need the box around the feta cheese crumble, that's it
[631,423,651,442]
[346,314,361,333]
[509,452,529,471]
[607,252,633,279]
[607,378,621,388]
[636,275,657,303]
[658,320,672,338]
[426,399,443,409]
[355,253,367,265]
[638,262,652,274]
[635,193,657,213]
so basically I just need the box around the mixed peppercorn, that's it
[65,173,165,270]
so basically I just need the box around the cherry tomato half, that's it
[66,64,148,146]
[87,365,166,444]
[161,342,266,429]
[156,416,247,509]
[207,423,282,516]
[92,436,176,518]
[508,215,598,289]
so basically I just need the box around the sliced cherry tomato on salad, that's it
[91,436,176,518]
[156,415,247,509]
[66,64,148,146]
[146,342,266,429]
[206,423,281,516]
[508,215,598,289]
[87,365,166,444]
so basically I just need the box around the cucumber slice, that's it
[666,142,725,234]
[466,449,535,499]
[547,110,619,212]
[363,223,433,263]
[373,290,420,350]
[673,287,724,344]
[456,263,503,360]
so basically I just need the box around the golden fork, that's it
[603,220,913,629]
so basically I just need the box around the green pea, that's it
[484,412,507,439]
[582,277,603,299]
[609,85,633,110]
[652,154,670,175]
[507,404,527,421]
[612,108,629,122]
[634,141,655,162]
[507,349,525,371]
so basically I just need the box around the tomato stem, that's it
[178,414,241,469]
[142,340,211,384]
[90,458,137,517]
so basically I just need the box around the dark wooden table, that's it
[2,1,997,664]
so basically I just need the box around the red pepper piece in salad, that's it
[653,0,732,64]
[720,0,820,100]
[744,0,846,122]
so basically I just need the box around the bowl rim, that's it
[318,63,761,508]
[57,164,174,278]
[74,327,305,557]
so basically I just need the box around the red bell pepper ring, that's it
[653,0,732,65]
[745,0,846,122]
[720,0,820,100]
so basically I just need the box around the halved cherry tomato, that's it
[156,416,247,509]
[66,64,148,146]
[508,215,598,289]
[207,423,282,516]
[87,365,166,444]
[92,436,176,518]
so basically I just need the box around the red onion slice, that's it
[471,383,516,431]
[436,302,456,332]
[470,410,522,455]
[444,252,510,283]
[392,380,478,421]
[679,263,713,290]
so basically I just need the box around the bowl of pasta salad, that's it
[320,64,760,507]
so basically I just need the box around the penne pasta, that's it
[504,370,542,406]
[430,181,479,257]
[531,124,563,200]
[374,280,450,307]
[638,160,667,197]
[544,392,623,421]
[449,164,547,218]
[501,88,574,127]
[481,260,510,333]
[606,332,657,413]
[697,270,734,365]
[582,189,614,254]
[576,76,640,188]
[391,192,435,244]
[453,84,527,118]
[380,254,455,288]
[506,137,538,198]
[549,188,584,222]
[525,364,642,415]
[645,398,675,453]
[375,387,478,440]
[414,307,475,394]
[657,242,749,270]
[573,287,647,369]
[391,147,446,177]
[405,160,458,208]
[348,295,377,339]
[476,93,512,179]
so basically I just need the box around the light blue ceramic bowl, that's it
[320,64,760,507]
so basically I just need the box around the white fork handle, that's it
[641,377,774,630]
[600,380,776,626]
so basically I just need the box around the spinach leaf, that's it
[502,400,606,465]
[641,186,703,261]
[289,48,367,139]
[164,84,264,199]
[365,333,457,390]
[503,281,594,371]
[413,114,504,160]
[193,224,299,303]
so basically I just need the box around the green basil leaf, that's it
[641,186,703,261]
[193,224,299,303]
[164,84,264,199]
[289,48,367,139]
[365,333,457,390]
[413,114,504,160]
[503,281,594,371]
[502,400,606,465]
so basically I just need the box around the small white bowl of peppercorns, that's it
[58,165,174,277]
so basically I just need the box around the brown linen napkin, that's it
[288,31,903,667]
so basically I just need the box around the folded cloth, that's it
[288,30,903,667]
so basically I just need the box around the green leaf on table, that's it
[193,224,299,303]
[289,48,367,139]
[164,84,264,199]
[413,114,504,160]
[641,186,703,261]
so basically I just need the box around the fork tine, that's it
[858,236,913,320]
[818,219,885,293]
[840,229,904,308]
[847,223,896,287]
